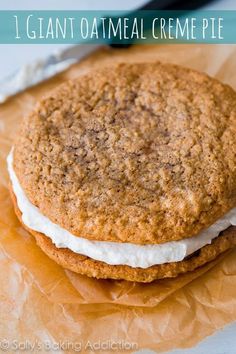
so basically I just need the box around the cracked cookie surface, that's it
[13,62,236,244]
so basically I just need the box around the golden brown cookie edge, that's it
[13,62,236,245]
[9,184,236,282]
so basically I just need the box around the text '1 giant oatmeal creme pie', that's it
[8,62,236,282]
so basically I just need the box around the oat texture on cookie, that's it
[13,63,236,244]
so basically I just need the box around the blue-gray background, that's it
[0,0,235,79]
[0,1,235,354]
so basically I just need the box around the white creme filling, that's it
[7,149,236,269]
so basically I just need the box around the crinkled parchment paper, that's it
[0,44,236,353]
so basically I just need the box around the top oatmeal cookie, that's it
[13,62,236,245]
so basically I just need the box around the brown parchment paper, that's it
[0,44,236,353]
